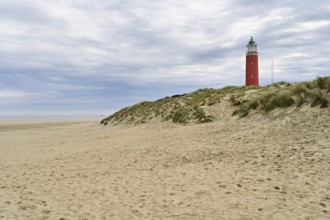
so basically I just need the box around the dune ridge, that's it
[101,76,330,126]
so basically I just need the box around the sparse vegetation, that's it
[232,76,330,117]
[101,76,330,125]
[232,105,249,117]
[262,93,295,112]
[193,107,213,123]
[296,94,305,107]
[171,107,190,124]
[101,85,256,125]
[310,92,328,108]
[316,76,328,90]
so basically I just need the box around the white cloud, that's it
[0,90,26,98]
[0,90,48,104]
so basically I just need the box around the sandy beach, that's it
[0,107,329,220]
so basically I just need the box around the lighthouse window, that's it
[251,75,253,78]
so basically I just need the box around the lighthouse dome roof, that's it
[248,36,257,46]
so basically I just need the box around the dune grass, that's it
[233,76,330,117]
[101,86,257,125]
[101,76,330,125]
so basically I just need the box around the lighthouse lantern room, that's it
[245,36,259,86]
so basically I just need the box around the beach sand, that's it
[0,108,329,219]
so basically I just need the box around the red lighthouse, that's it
[245,36,259,86]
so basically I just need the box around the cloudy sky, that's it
[0,0,329,117]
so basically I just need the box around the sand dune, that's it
[0,108,329,219]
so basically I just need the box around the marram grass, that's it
[101,76,330,125]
